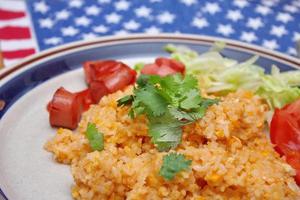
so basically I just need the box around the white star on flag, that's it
[180,0,196,6]
[276,12,293,23]
[114,0,130,11]
[157,11,175,24]
[217,24,234,36]
[98,0,110,4]
[93,25,109,33]
[255,5,272,15]
[75,16,91,27]
[135,6,152,18]
[114,30,129,36]
[262,0,279,7]
[105,13,122,24]
[56,10,70,20]
[287,47,297,55]
[191,17,208,29]
[262,39,279,50]
[203,2,221,15]
[292,32,300,42]
[85,6,101,16]
[270,25,287,38]
[44,37,62,45]
[82,33,98,40]
[69,0,83,8]
[123,20,140,30]
[34,1,49,14]
[246,17,263,30]
[61,26,79,36]
[240,31,257,43]
[283,5,298,13]
[293,0,300,7]
[39,18,54,29]
[226,10,243,22]
[144,26,161,34]
[233,0,249,8]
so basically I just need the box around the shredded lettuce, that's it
[166,44,300,109]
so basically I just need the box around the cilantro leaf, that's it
[180,89,202,110]
[135,85,167,117]
[117,95,134,106]
[148,111,183,151]
[86,123,104,151]
[159,153,192,180]
[117,74,218,151]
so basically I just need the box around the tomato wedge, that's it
[270,98,300,185]
[48,87,82,129]
[141,57,185,77]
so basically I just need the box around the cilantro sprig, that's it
[118,74,218,151]
[86,123,104,151]
[159,153,192,180]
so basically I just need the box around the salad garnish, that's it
[159,153,192,180]
[118,74,218,151]
[166,44,300,109]
[86,122,104,151]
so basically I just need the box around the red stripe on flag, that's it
[3,49,35,59]
[0,9,25,20]
[0,26,31,39]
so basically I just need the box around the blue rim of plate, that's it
[0,33,300,199]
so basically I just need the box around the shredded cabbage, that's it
[165,44,300,109]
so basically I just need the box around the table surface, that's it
[1,0,300,67]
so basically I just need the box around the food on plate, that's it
[45,44,300,199]
[47,61,136,129]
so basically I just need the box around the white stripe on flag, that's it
[1,39,35,51]
[0,1,26,12]
[3,58,22,67]
[0,17,29,28]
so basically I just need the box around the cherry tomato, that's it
[141,58,185,76]
[270,98,300,185]
[155,57,185,74]
[47,87,82,129]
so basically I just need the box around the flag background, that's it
[1,0,300,67]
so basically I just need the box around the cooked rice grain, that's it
[45,87,300,199]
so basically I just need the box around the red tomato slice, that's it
[141,58,185,77]
[286,154,300,185]
[48,87,82,129]
[155,57,185,74]
[140,64,160,75]
[270,98,300,185]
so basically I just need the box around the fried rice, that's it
[45,86,300,200]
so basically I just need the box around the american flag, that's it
[0,0,37,67]
[1,0,300,68]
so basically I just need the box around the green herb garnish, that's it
[86,123,104,151]
[159,153,192,180]
[118,74,218,151]
[133,62,145,72]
